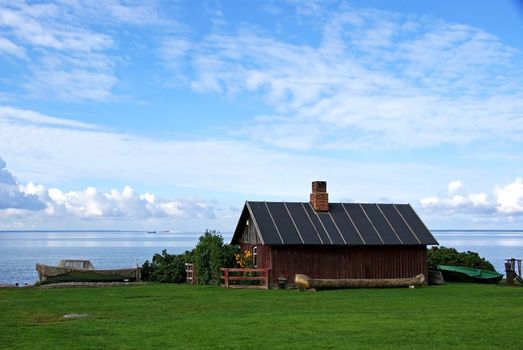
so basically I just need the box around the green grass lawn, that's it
[1,283,522,349]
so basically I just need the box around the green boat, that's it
[36,260,140,284]
[437,264,503,284]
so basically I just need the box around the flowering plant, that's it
[235,249,253,268]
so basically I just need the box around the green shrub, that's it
[141,260,152,281]
[428,246,495,271]
[141,230,239,284]
[140,249,194,283]
[151,249,194,283]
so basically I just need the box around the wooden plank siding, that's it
[269,245,427,287]
[239,243,272,270]
[240,243,427,287]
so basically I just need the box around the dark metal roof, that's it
[231,201,438,246]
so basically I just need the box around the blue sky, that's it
[1,0,523,231]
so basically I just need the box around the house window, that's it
[252,246,258,268]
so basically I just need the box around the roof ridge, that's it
[246,200,410,205]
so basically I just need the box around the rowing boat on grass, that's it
[437,264,503,284]
[36,260,139,284]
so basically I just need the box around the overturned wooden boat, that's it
[437,264,503,284]
[295,273,425,290]
[36,260,140,284]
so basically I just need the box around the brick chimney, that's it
[310,181,329,212]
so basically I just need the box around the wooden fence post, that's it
[505,262,514,286]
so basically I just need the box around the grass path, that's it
[1,283,522,349]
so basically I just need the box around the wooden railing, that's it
[220,268,270,289]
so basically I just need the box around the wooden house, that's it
[231,181,438,287]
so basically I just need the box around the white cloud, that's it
[0,156,45,210]
[0,180,226,230]
[0,104,455,208]
[0,4,113,51]
[0,154,222,229]
[494,178,523,214]
[0,1,170,101]
[26,62,117,101]
[0,105,97,129]
[160,5,523,150]
[468,193,489,207]
[448,180,463,195]
[421,178,523,217]
[0,36,26,59]
[17,183,217,220]
[2,103,521,229]
[0,1,116,101]
[0,108,228,228]
[159,37,193,83]
[57,0,169,26]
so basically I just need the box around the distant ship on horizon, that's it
[147,230,177,234]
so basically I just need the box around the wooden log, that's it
[295,274,425,290]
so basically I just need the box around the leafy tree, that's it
[428,246,496,271]
[193,230,239,285]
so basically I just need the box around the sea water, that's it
[0,231,208,285]
[0,230,521,285]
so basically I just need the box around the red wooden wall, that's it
[270,245,427,286]
[242,243,427,287]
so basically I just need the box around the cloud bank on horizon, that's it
[1,154,522,230]
[0,1,522,230]
[0,156,222,230]
[421,178,523,219]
